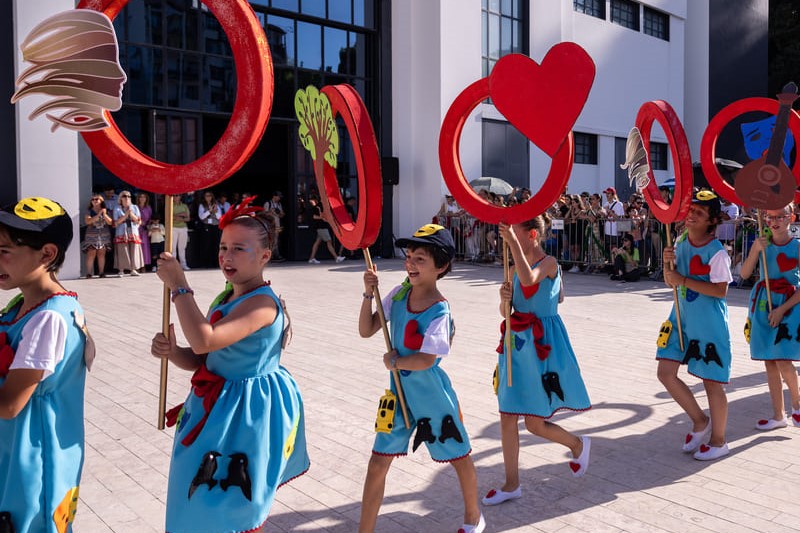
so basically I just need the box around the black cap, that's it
[692,190,721,217]
[692,190,721,208]
[0,197,73,250]
[395,224,455,260]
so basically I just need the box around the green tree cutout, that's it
[294,85,339,170]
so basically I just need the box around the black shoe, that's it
[610,274,621,281]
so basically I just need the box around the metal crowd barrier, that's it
[433,214,780,287]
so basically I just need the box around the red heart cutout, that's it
[569,462,581,473]
[209,310,224,325]
[489,44,595,157]
[689,255,711,276]
[520,283,539,299]
[404,320,424,351]
[777,252,796,272]
[0,344,15,377]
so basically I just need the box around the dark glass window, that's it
[611,0,640,31]
[266,15,295,66]
[649,141,669,170]
[643,6,669,41]
[573,0,605,19]
[297,22,322,70]
[271,0,298,11]
[482,0,528,77]
[482,119,529,188]
[574,132,598,165]
[301,0,326,18]
[324,26,348,73]
[329,0,351,23]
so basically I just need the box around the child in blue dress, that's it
[151,197,309,533]
[0,197,92,533]
[358,224,484,533]
[740,202,800,430]
[483,215,591,507]
[658,191,732,460]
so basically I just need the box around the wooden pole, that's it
[363,248,411,429]
[503,240,513,387]
[665,226,685,352]
[756,210,773,312]
[157,195,174,430]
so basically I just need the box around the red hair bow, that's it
[218,195,263,229]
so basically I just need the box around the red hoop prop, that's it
[701,97,800,206]
[635,100,693,224]
[77,0,272,194]
[313,85,383,250]
[439,77,573,225]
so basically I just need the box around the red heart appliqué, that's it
[209,310,224,325]
[520,282,539,299]
[777,252,796,273]
[569,462,581,473]
[689,255,711,276]
[404,320,424,351]
[489,44,596,157]
[0,332,15,377]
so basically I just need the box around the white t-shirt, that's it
[381,285,450,357]
[707,249,733,284]
[8,310,67,379]
[715,204,739,241]
[604,200,625,236]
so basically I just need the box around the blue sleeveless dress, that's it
[372,284,472,462]
[656,237,732,382]
[747,238,800,361]
[496,261,591,417]
[166,284,309,533]
[0,293,87,533]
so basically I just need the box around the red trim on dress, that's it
[0,291,78,325]
[499,405,592,420]
[432,449,473,464]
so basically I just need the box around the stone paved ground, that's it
[60,259,800,532]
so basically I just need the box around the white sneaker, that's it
[181,265,191,271]
[481,486,521,505]
[568,265,580,273]
[308,258,321,264]
[335,256,346,263]
[130,269,140,276]
[458,513,485,533]
[693,442,729,461]
[682,419,712,452]
[755,417,788,431]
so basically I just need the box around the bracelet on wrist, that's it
[171,287,195,302]
[390,356,398,369]
[362,292,375,300]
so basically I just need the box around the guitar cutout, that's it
[735,81,799,209]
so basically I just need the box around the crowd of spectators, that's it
[80,187,288,277]
[430,184,789,288]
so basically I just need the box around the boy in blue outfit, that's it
[358,224,484,533]
[0,197,92,532]
[658,191,732,461]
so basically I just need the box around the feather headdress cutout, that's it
[218,195,263,229]
[619,127,651,191]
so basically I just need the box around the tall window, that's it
[574,132,598,165]
[643,6,669,41]
[649,141,668,171]
[573,0,605,20]
[482,0,528,77]
[611,0,640,31]
[482,120,529,188]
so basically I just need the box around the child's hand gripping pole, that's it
[756,210,773,312]
[157,195,174,430]
[665,227,685,352]
[503,240,513,387]
[363,248,411,430]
